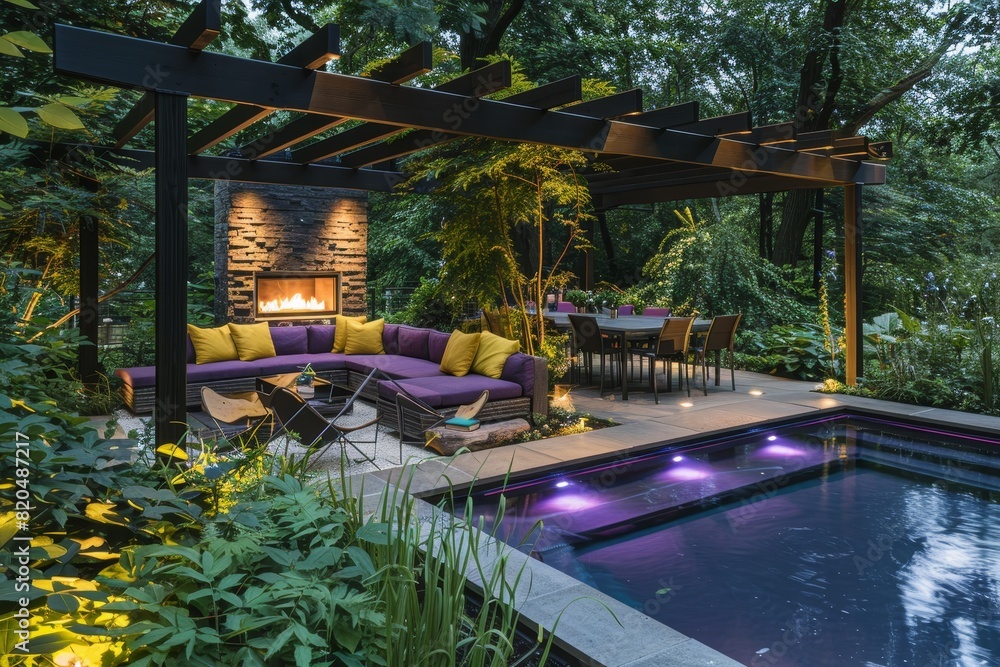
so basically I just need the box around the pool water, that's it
[458,415,1000,666]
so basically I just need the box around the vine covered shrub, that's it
[636,209,810,328]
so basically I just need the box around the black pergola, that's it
[48,0,890,447]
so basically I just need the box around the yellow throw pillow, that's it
[439,330,481,377]
[333,314,367,352]
[187,324,239,364]
[470,331,520,378]
[344,318,385,355]
[228,322,276,361]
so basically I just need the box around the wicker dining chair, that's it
[568,314,619,394]
[690,314,742,395]
[627,317,695,402]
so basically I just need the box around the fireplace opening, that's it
[254,271,341,320]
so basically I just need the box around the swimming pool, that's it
[456,413,1000,666]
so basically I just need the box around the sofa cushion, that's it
[440,330,481,377]
[186,359,262,383]
[345,355,443,380]
[500,352,536,398]
[186,335,195,364]
[187,324,239,364]
[470,332,520,379]
[254,353,348,375]
[427,330,451,365]
[333,315,367,352]
[396,326,429,360]
[269,326,309,356]
[378,374,523,409]
[228,322,276,361]
[382,323,400,355]
[345,318,385,355]
[114,366,157,389]
[307,325,335,354]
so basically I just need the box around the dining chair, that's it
[267,368,382,468]
[627,317,694,402]
[690,314,742,395]
[568,314,618,394]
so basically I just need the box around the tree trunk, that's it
[758,192,774,260]
[773,189,816,267]
[772,1,972,267]
[458,0,526,70]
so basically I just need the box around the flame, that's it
[258,293,327,313]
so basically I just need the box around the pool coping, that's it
[358,378,1000,666]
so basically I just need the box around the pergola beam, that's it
[622,101,700,128]
[593,173,852,209]
[291,60,512,164]
[239,41,433,160]
[35,142,403,190]
[186,23,341,154]
[111,0,221,147]
[338,75,584,168]
[53,26,876,184]
[368,41,433,84]
[560,89,643,119]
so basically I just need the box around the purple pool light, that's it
[757,443,811,458]
[661,463,714,482]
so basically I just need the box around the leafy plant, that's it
[751,323,841,381]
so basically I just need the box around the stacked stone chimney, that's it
[214,182,368,323]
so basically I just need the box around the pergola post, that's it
[78,213,100,387]
[844,184,863,385]
[154,91,189,449]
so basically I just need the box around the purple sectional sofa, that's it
[114,323,548,437]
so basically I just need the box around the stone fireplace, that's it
[214,182,368,323]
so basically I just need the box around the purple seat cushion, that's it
[381,323,400,355]
[117,360,262,388]
[114,366,156,389]
[396,325,429,360]
[186,335,195,364]
[500,352,536,397]
[643,307,671,317]
[378,375,523,409]
[254,353,348,375]
[269,326,309,356]
[618,305,634,316]
[344,355,443,380]
[556,302,576,312]
[427,330,451,364]
[307,325,336,353]
[187,360,260,383]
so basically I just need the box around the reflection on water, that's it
[460,417,1000,667]
[559,471,1000,667]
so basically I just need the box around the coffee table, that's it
[256,373,350,417]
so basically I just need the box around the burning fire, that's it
[259,293,327,313]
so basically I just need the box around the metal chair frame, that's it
[267,368,383,468]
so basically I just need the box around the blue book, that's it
[444,416,480,432]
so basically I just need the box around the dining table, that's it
[544,312,714,400]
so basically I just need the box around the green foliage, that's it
[389,277,467,332]
[637,208,810,328]
[749,323,840,381]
